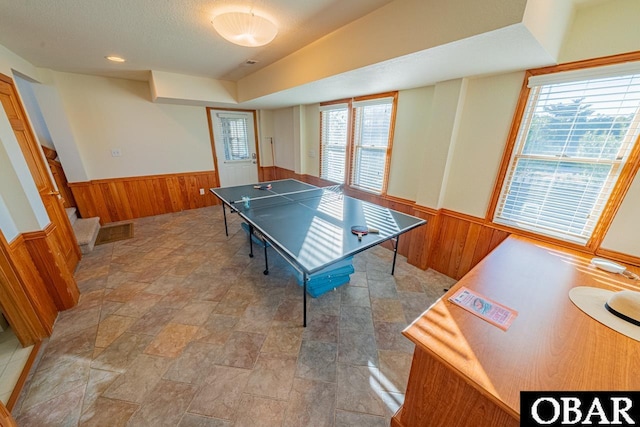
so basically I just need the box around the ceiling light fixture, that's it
[212,11,277,47]
[105,55,126,63]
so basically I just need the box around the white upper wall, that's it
[442,71,525,217]
[522,0,574,60]
[238,0,527,102]
[272,108,295,171]
[258,109,275,167]
[415,79,466,208]
[0,45,50,237]
[13,73,55,149]
[0,195,19,241]
[602,177,640,256]
[150,71,237,107]
[30,80,90,182]
[51,71,214,180]
[302,104,320,177]
[559,0,640,63]
[0,110,49,234]
[387,86,435,201]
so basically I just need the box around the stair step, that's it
[72,217,101,254]
[65,207,78,225]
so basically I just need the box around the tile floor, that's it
[0,327,33,405]
[12,205,455,426]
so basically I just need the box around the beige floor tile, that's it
[17,385,85,426]
[114,292,163,318]
[188,365,250,420]
[163,341,222,384]
[215,331,265,369]
[261,321,303,356]
[172,301,218,326]
[283,378,336,427]
[144,323,200,358]
[127,380,199,427]
[235,394,287,427]
[196,314,239,345]
[336,363,386,416]
[95,315,137,348]
[13,206,455,426]
[91,333,154,373]
[246,353,297,400]
[102,354,172,403]
[79,396,139,426]
[371,298,406,323]
[104,281,149,302]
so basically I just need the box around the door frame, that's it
[0,72,80,310]
[206,107,262,186]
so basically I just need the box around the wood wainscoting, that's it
[0,232,57,346]
[22,224,80,311]
[71,166,639,279]
[69,171,220,223]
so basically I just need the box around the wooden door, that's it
[0,73,80,272]
[0,400,17,427]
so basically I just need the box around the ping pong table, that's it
[210,179,426,326]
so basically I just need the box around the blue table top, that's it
[211,179,426,274]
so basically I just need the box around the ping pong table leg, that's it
[303,272,307,327]
[391,235,400,275]
[248,224,254,258]
[263,244,269,275]
[222,204,228,237]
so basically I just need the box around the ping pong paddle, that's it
[351,225,379,241]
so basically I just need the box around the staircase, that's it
[66,207,101,254]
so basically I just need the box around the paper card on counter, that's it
[448,286,517,331]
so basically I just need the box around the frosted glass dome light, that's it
[212,12,278,47]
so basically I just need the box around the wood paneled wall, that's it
[69,166,638,280]
[23,224,80,310]
[0,232,57,346]
[428,210,510,280]
[69,171,219,223]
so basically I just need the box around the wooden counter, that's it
[392,235,640,427]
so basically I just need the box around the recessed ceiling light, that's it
[105,55,126,63]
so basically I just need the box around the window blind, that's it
[320,105,349,183]
[218,116,250,161]
[494,70,640,243]
[351,99,393,193]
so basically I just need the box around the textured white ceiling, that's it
[0,0,603,108]
[0,0,393,81]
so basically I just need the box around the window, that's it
[320,103,349,183]
[351,98,394,192]
[217,114,251,161]
[493,63,640,244]
[319,93,397,194]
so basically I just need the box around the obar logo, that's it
[521,392,640,426]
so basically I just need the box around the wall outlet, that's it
[111,148,122,157]
[199,188,205,195]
